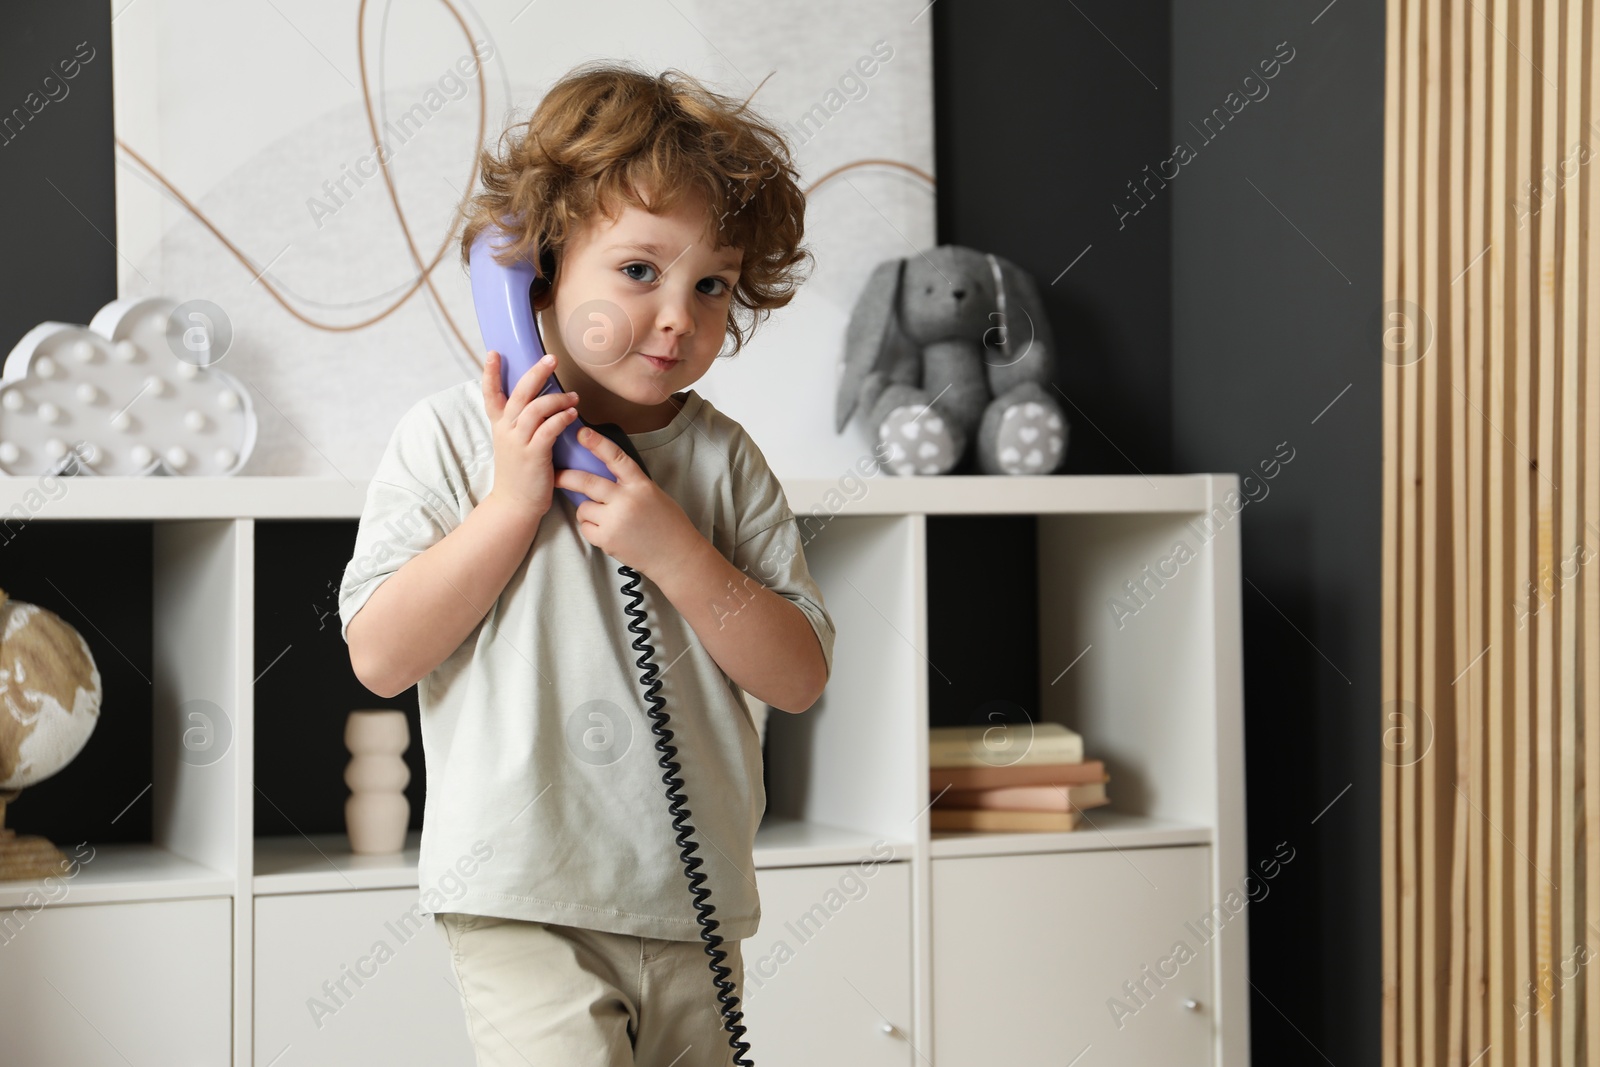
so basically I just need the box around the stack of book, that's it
[927,722,1110,832]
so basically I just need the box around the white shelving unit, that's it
[0,473,1250,1066]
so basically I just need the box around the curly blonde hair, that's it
[457,60,811,358]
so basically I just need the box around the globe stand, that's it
[0,788,68,882]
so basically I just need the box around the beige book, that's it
[928,722,1083,768]
[929,808,1082,833]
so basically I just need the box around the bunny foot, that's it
[879,405,960,475]
[994,401,1065,474]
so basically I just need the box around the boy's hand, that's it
[554,426,702,575]
[482,350,581,521]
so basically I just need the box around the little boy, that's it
[338,61,835,1066]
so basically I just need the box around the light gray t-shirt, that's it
[338,380,835,941]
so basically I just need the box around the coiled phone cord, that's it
[617,561,755,1067]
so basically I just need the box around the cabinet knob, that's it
[1183,998,1201,1012]
[880,1022,898,1036]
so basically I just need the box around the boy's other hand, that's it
[483,350,580,521]
[555,426,701,576]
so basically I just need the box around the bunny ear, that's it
[987,253,1056,376]
[836,256,906,433]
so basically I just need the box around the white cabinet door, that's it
[254,889,474,1066]
[741,860,914,1066]
[0,897,232,1066]
[933,845,1215,1066]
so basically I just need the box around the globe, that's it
[0,586,102,881]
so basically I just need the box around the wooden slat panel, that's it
[1463,0,1489,1054]
[1487,0,1513,1059]
[1382,0,1405,1055]
[1446,0,1471,1057]
[1585,0,1600,1051]
[1558,2,1585,1062]
[1511,0,1535,1061]
[1421,0,1445,1061]
[1400,0,1424,1058]
[1385,1,1600,1063]
[1388,4,1600,1062]
[1533,0,1561,1059]
[1446,0,1465,1062]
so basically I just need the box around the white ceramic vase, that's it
[344,709,411,854]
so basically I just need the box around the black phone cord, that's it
[617,561,755,1067]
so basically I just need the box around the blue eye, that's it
[622,262,732,296]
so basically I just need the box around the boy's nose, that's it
[654,293,696,335]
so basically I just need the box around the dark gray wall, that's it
[934,1,1383,1064]
[0,2,115,353]
[933,2,1173,476]
[0,5,152,845]
[1168,3,1384,1065]
[925,0,1173,838]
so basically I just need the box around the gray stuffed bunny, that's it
[834,244,1069,476]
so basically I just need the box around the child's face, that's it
[535,186,742,433]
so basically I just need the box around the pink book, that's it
[934,781,1109,814]
[929,760,1106,792]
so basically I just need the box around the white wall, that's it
[110,0,935,480]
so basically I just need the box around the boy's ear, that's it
[531,248,558,311]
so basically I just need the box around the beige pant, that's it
[437,912,748,1067]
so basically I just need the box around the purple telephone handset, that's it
[468,222,647,507]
